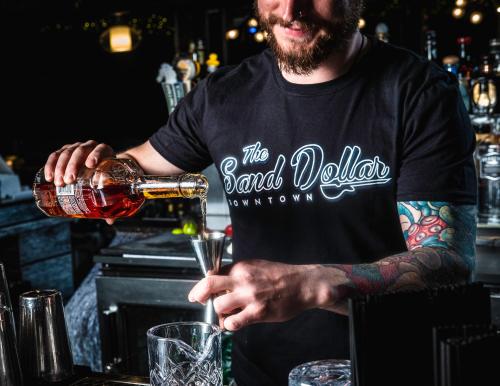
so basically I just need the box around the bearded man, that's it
[44,1,477,385]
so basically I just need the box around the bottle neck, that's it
[135,174,208,199]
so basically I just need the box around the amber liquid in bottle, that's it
[33,182,145,219]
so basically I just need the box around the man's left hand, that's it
[188,259,332,331]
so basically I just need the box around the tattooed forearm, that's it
[334,247,471,301]
[324,202,477,311]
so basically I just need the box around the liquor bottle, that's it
[471,76,496,115]
[443,55,470,113]
[490,39,500,73]
[196,39,206,66]
[473,117,497,172]
[424,30,438,63]
[188,40,198,63]
[457,36,474,85]
[474,55,497,114]
[490,38,500,114]
[478,144,500,224]
[173,52,200,93]
[33,158,208,219]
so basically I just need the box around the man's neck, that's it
[281,31,365,85]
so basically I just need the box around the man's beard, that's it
[256,0,364,75]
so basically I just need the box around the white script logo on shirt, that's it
[220,142,391,202]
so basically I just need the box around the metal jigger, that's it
[190,231,226,325]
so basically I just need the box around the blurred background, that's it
[1,0,499,185]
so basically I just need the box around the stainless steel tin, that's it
[18,289,73,382]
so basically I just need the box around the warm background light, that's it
[470,11,483,24]
[247,18,258,27]
[226,29,239,40]
[452,7,465,18]
[455,0,467,7]
[358,18,366,29]
[109,25,132,52]
[254,31,265,42]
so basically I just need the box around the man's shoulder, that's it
[203,49,273,91]
[370,36,454,88]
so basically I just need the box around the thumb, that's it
[105,218,115,225]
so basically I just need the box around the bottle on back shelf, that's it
[424,30,438,63]
[490,39,500,73]
[471,55,497,115]
[489,38,500,114]
[33,158,208,219]
[443,55,470,113]
[457,36,475,86]
[196,39,206,66]
[188,40,197,63]
[478,144,500,224]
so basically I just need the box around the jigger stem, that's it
[205,298,215,325]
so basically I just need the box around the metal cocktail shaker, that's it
[0,306,22,386]
[18,289,73,383]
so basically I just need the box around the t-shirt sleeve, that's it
[149,80,213,172]
[396,70,477,204]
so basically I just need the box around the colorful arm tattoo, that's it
[330,202,477,304]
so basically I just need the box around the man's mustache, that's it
[265,13,333,33]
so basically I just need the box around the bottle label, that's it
[55,184,90,215]
[56,185,75,196]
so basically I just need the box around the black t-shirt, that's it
[149,35,476,386]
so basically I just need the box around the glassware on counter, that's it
[0,306,22,386]
[288,359,351,386]
[0,263,15,336]
[147,321,222,386]
[478,144,500,224]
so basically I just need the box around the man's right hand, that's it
[44,140,116,224]
[44,140,115,187]
[43,139,185,225]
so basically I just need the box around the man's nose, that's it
[281,0,305,22]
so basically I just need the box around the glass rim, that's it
[147,321,221,339]
[290,359,351,370]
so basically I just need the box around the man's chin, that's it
[275,36,318,53]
